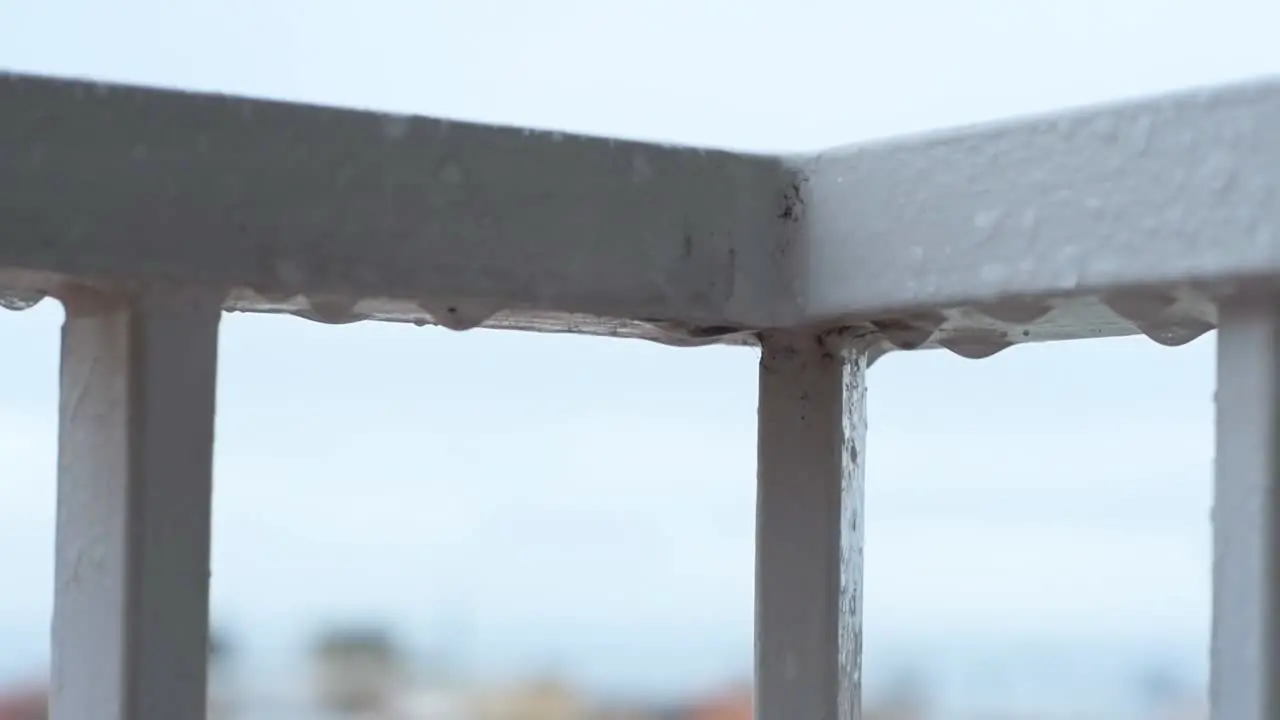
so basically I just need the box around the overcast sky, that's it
[1,0,1277,696]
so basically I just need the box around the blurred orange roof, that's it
[0,686,48,720]
[682,685,752,720]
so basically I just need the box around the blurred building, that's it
[209,628,236,720]
[312,627,409,717]
[467,677,586,720]
[1152,697,1208,720]
[667,684,922,720]
[589,707,668,720]
[0,681,237,720]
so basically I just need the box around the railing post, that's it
[1213,298,1280,720]
[756,331,866,720]
[51,288,222,720]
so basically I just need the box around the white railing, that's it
[2,70,1277,719]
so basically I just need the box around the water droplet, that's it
[869,314,942,351]
[419,300,503,331]
[1101,291,1213,346]
[938,334,1012,359]
[296,297,365,325]
[1135,319,1215,347]
[0,292,44,311]
[973,300,1054,325]
[1102,291,1177,325]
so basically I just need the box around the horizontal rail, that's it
[4,71,1280,354]
[0,72,800,344]
[801,77,1280,356]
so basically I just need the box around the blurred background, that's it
[4,0,1277,717]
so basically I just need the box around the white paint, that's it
[756,332,865,720]
[0,71,800,339]
[5,72,1280,355]
[1212,298,1280,720]
[51,288,221,720]
[801,78,1280,330]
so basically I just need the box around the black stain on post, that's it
[777,177,809,222]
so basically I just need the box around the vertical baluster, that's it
[51,288,222,720]
[1212,298,1280,720]
[756,331,866,720]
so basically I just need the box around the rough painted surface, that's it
[802,76,1280,319]
[756,332,865,720]
[0,71,801,337]
[1211,298,1280,720]
[3,72,1280,354]
[52,288,221,720]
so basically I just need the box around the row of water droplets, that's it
[279,294,504,332]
